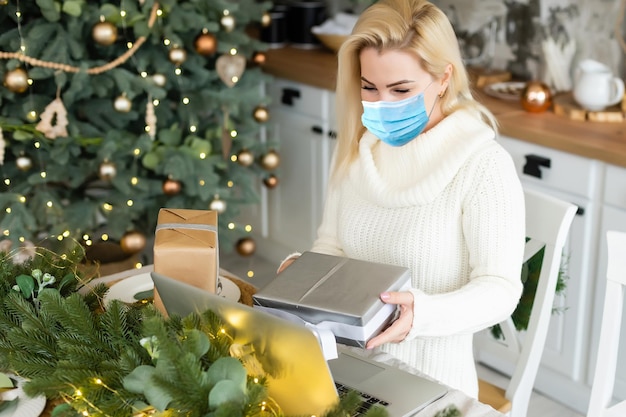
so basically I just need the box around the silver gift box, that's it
[253,251,411,347]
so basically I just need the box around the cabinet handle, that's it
[328,130,337,139]
[523,154,551,178]
[281,87,301,105]
[575,206,585,216]
[311,125,323,135]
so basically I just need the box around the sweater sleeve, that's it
[311,182,346,257]
[406,147,525,339]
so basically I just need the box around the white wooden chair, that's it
[586,230,626,417]
[475,188,577,416]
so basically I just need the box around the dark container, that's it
[286,0,327,48]
[260,4,289,48]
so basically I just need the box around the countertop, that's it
[263,47,626,168]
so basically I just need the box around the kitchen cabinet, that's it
[588,163,626,403]
[248,78,336,264]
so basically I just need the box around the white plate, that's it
[484,81,526,100]
[0,375,46,417]
[104,273,241,305]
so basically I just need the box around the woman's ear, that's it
[439,63,453,96]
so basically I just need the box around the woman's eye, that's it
[361,85,376,91]
[394,89,410,94]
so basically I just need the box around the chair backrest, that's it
[586,230,626,417]
[475,188,577,417]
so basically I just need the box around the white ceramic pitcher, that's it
[572,59,625,111]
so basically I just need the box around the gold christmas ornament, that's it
[36,97,69,139]
[98,160,117,181]
[162,178,182,195]
[209,195,227,214]
[220,14,236,32]
[3,67,29,93]
[261,12,272,27]
[261,150,280,170]
[114,94,132,113]
[168,46,187,65]
[252,52,266,65]
[152,73,167,87]
[194,31,217,56]
[263,174,279,189]
[253,105,270,123]
[216,54,246,87]
[236,149,254,167]
[235,237,256,257]
[0,0,8,5]
[520,81,552,113]
[16,155,33,171]
[92,21,118,46]
[120,230,147,255]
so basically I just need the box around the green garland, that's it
[0,245,388,417]
[490,244,568,339]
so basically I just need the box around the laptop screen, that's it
[151,271,339,416]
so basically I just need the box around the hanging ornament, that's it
[145,98,157,139]
[114,94,132,113]
[261,11,272,27]
[194,30,217,56]
[36,97,69,139]
[92,19,118,46]
[261,149,280,171]
[235,237,256,257]
[236,149,254,167]
[168,46,187,66]
[0,0,8,5]
[98,160,117,181]
[3,67,29,93]
[162,177,182,195]
[152,73,167,87]
[263,174,279,189]
[216,53,246,88]
[252,51,266,66]
[16,155,33,172]
[120,230,147,255]
[220,12,236,32]
[209,194,227,214]
[253,105,270,123]
[0,127,4,166]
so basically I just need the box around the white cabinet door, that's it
[266,107,325,253]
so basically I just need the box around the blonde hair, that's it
[331,0,497,181]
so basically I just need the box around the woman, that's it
[280,0,524,398]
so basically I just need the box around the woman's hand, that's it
[366,290,414,349]
[276,254,299,274]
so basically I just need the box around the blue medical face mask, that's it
[361,82,436,146]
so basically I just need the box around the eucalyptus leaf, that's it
[208,379,245,409]
[181,328,210,358]
[142,379,174,411]
[15,274,36,298]
[62,0,84,17]
[123,365,156,394]
[206,357,246,389]
[142,152,160,170]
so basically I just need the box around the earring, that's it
[438,89,446,98]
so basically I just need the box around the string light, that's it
[228,223,235,230]
[101,234,109,241]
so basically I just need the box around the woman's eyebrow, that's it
[360,76,415,88]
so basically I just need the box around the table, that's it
[38,267,503,417]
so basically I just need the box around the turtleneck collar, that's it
[349,109,496,207]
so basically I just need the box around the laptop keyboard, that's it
[335,382,390,416]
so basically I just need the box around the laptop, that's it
[151,272,447,416]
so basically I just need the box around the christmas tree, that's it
[0,0,278,262]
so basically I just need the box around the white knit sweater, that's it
[311,109,525,398]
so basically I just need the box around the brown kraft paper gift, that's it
[153,208,219,314]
